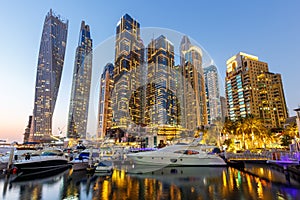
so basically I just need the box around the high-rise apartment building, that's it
[29,9,68,142]
[225,52,288,128]
[112,14,144,131]
[67,21,92,139]
[180,36,207,133]
[145,35,179,134]
[204,65,221,124]
[98,63,114,139]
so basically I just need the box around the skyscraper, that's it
[67,21,92,139]
[180,36,208,133]
[145,35,179,135]
[225,52,288,128]
[98,63,114,139]
[29,9,68,142]
[204,65,221,124]
[112,14,144,131]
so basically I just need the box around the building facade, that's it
[23,115,32,143]
[180,36,208,133]
[220,96,228,122]
[145,35,179,135]
[112,14,145,131]
[29,9,68,142]
[67,21,92,139]
[225,52,288,128]
[97,63,114,139]
[204,65,221,124]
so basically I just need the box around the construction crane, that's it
[58,125,67,135]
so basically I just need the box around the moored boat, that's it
[126,137,226,166]
[11,150,70,175]
[94,161,113,174]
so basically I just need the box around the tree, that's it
[281,134,292,147]
[285,122,299,139]
[243,114,266,149]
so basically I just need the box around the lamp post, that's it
[294,107,300,138]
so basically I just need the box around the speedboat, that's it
[126,138,226,166]
[70,148,100,171]
[94,161,113,175]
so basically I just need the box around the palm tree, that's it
[243,114,265,149]
[285,122,299,139]
[235,117,247,149]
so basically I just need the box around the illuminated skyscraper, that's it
[204,65,221,124]
[226,52,288,128]
[180,36,208,133]
[97,63,114,139]
[145,35,179,134]
[29,9,68,142]
[112,14,144,131]
[67,21,92,139]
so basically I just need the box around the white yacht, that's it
[126,138,226,166]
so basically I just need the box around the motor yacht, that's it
[70,148,100,171]
[126,138,226,166]
[11,149,70,176]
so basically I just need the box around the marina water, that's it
[1,163,300,200]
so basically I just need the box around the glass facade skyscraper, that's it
[112,14,144,131]
[204,65,221,124]
[145,35,179,134]
[180,36,208,133]
[67,21,92,139]
[29,9,68,142]
[98,63,114,139]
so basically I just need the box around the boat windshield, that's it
[175,143,188,145]
[41,151,63,156]
[174,150,199,155]
[98,162,111,167]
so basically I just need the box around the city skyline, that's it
[0,1,299,142]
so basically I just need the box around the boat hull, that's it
[71,161,89,171]
[13,156,70,174]
[128,155,226,166]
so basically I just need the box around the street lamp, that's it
[294,107,300,138]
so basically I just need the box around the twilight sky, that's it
[0,1,299,142]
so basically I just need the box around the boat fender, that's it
[12,167,17,174]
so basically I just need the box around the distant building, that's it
[112,14,144,131]
[23,115,32,143]
[97,63,114,139]
[180,36,207,133]
[225,52,288,128]
[220,96,228,121]
[67,21,92,139]
[204,65,221,124]
[29,9,68,142]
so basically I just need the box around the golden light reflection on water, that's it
[7,166,300,200]
[257,180,263,199]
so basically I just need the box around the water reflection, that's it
[1,164,300,200]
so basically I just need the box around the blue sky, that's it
[0,1,299,142]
